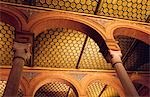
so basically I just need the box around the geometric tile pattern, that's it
[34,28,86,68]
[0,0,149,22]
[0,80,6,97]
[115,35,135,55]
[115,35,150,71]
[87,80,119,97]
[36,0,98,14]
[34,28,110,70]
[97,0,150,22]
[0,80,24,97]
[34,81,77,97]
[0,21,15,66]
[79,37,112,69]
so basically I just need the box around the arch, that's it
[81,74,126,97]
[28,11,106,39]
[28,12,112,61]
[0,4,27,32]
[27,73,83,96]
[106,21,150,45]
[131,73,150,88]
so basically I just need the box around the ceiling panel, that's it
[87,80,119,97]
[115,36,150,71]
[34,28,86,68]
[35,0,98,14]
[34,28,110,70]
[0,21,15,66]
[79,37,113,70]
[0,0,149,22]
[97,0,149,22]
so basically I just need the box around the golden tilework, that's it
[0,21,15,66]
[79,37,112,69]
[34,28,110,69]
[87,80,119,97]
[34,81,77,97]
[34,28,86,68]
[0,0,149,22]
[98,0,150,22]
[0,81,24,97]
[35,0,98,14]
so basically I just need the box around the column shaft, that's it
[114,63,139,97]
[3,58,25,97]
[110,50,139,97]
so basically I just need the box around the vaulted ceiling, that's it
[0,0,149,22]
[0,0,149,97]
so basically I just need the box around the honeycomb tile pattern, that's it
[115,36,135,56]
[125,39,150,71]
[34,28,86,68]
[115,36,150,71]
[0,0,149,22]
[87,80,119,97]
[34,81,77,97]
[0,0,23,4]
[97,0,150,22]
[79,37,112,69]
[34,28,110,70]
[0,80,6,97]
[0,21,15,66]
[0,80,24,97]
[35,0,98,14]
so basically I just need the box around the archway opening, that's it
[86,80,120,97]
[34,79,78,97]
[34,28,112,70]
[114,35,149,71]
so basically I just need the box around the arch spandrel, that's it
[0,4,27,32]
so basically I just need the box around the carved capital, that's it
[109,50,122,67]
[13,41,31,63]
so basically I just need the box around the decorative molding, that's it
[22,72,40,81]
[69,73,87,81]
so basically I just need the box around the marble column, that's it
[3,42,31,97]
[109,50,139,97]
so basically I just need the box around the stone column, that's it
[3,42,31,97]
[109,50,139,97]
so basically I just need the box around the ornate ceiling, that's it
[34,28,111,70]
[0,0,149,22]
[0,1,149,97]
[0,21,149,71]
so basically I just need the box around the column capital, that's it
[13,41,31,63]
[109,50,122,67]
